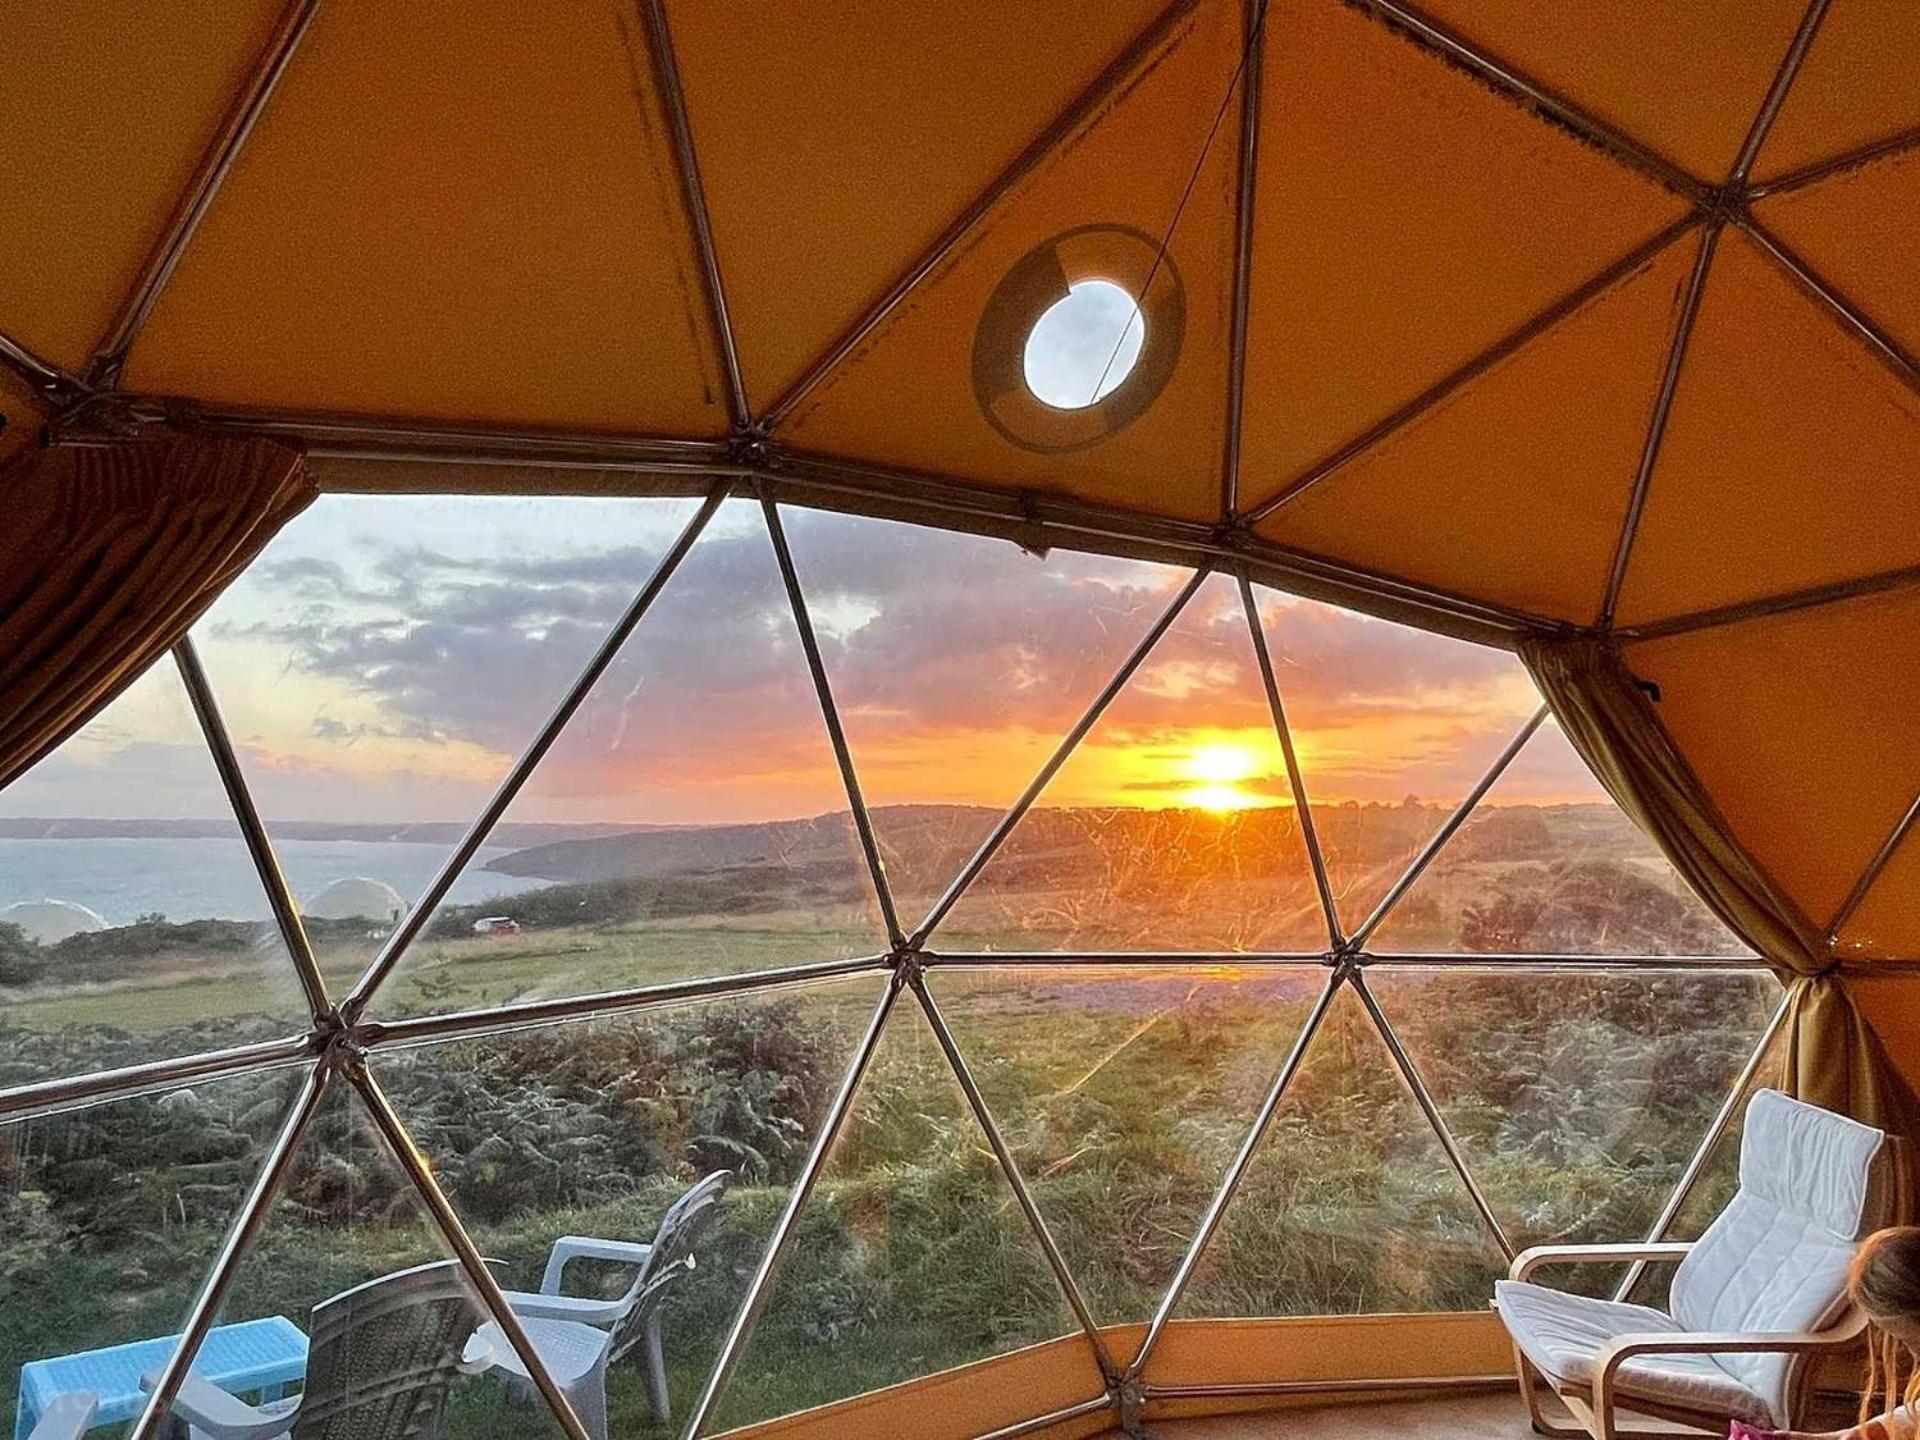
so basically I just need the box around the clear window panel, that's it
[191,491,706,997]
[711,994,1097,1432]
[1250,584,1541,938]
[1364,965,1781,1297]
[375,500,884,1021]
[203,1079,571,1440]
[0,657,305,1085]
[938,574,1325,953]
[777,507,1190,932]
[1170,981,1505,1328]
[924,965,1322,1323]
[0,1069,306,1440]
[370,978,879,1439]
[1370,720,1751,955]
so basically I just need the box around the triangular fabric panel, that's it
[0,0,286,368]
[1363,967,1781,1296]
[1629,585,1920,942]
[1257,232,1697,625]
[203,1077,571,1438]
[1614,229,1920,628]
[781,0,1243,523]
[1248,584,1541,940]
[0,1068,306,1437]
[375,500,884,1023]
[1159,981,1506,1334]
[1755,147,1920,364]
[709,994,1098,1434]
[1753,2,1920,184]
[1371,719,1749,957]
[668,0,1177,412]
[927,965,1323,1325]
[1235,0,1688,509]
[375,978,877,1436]
[192,492,704,999]
[124,0,728,434]
[779,507,1190,934]
[938,573,1326,953]
[0,656,307,1088]
[1408,0,1811,185]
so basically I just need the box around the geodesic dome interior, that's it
[4,1,1920,1438]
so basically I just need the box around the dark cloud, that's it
[224,502,1540,812]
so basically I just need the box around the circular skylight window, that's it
[1021,279,1146,410]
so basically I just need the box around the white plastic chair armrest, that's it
[27,1391,97,1440]
[1588,1314,1868,1440]
[1508,1240,1694,1283]
[139,1370,298,1440]
[540,1235,653,1295]
[503,1287,629,1327]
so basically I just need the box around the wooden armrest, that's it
[1588,1314,1867,1440]
[1509,1241,1694,1282]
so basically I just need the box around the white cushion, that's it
[1496,1279,1774,1426]
[1671,1090,1888,1415]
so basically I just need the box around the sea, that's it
[0,836,555,926]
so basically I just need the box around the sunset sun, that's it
[1182,740,1262,812]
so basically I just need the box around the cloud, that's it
[200,499,1575,821]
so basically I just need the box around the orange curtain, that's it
[0,431,313,791]
[1521,633,1904,1133]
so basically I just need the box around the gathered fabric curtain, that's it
[0,431,313,792]
[1521,633,1904,1136]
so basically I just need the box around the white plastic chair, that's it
[143,1260,495,1440]
[502,1170,728,1422]
[1495,1088,1895,1440]
[474,1258,691,1440]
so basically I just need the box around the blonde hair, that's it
[1853,1227,1920,1422]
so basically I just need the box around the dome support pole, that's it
[757,0,1202,433]
[1219,0,1265,522]
[339,486,724,1024]
[1614,988,1794,1302]
[84,0,324,389]
[762,494,905,947]
[682,971,906,1440]
[911,966,1123,1387]
[641,0,750,432]
[174,635,335,1028]
[1128,965,1345,1380]
[907,567,1210,946]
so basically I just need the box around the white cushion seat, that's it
[1495,1279,1773,1425]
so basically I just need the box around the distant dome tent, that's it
[0,899,108,946]
[304,876,405,925]
[3,2,1919,1439]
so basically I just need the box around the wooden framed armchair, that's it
[1494,1089,1896,1440]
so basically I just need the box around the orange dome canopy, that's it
[4,0,1918,960]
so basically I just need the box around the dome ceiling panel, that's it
[1411,0,1811,184]
[1234,0,1690,514]
[122,0,728,434]
[0,0,286,371]
[667,0,1180,416]
[1254,230,1697,626]
[1628,585,1920,944]
[1613,228,1920,629]
[777,1,1243,523]
[1750,0,1920,185]
[1753,148,1920,364]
